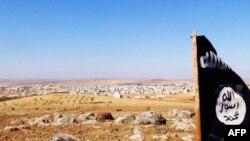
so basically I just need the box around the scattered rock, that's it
[82,120,98,125]
[50,133,81,141]
[53,114,77,125]
[96,112,114,122]
[152,134,169,141]
[166,109,178,118]
[28,115,51,126]
[4,126,19,132]
[181,135,194,141]
[17,125,31,130]
[10,118,28,125]
[53,113,63,119]
[167,109,195,119]
[129,126,144,141]
[115,113,135,125]
[170,119,195,131]
[78,113,96,122]
[135,111,166,125]
[177,109,195,118]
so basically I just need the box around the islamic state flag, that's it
[196,35,250,141]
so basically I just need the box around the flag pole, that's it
[192,31,201,141]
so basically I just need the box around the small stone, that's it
[50,133,81,141]
[4,126,19,132]
[135,111,166,125]
[129,126,144,141]
[115,113,135,125]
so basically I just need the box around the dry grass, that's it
[0,93,194,116]
[0,93,195,141]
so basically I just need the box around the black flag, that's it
[197,36,250,141]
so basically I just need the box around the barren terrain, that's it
[0,80,196,141]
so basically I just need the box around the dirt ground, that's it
[0,93,195,141]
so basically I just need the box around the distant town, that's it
[0,80,195,98]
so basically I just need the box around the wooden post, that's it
[192,31,201,141]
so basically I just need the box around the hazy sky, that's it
[1,0,250,79]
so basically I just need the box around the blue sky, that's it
[0,0,250,79]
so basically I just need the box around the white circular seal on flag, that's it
[215,87,246,125]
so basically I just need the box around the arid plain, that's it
[0,80,202,141]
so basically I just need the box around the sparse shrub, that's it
[35,107,39,110]
[116,109,122,112]
[146,106,151,111]
[90,97,95,101]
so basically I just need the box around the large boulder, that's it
[96,112,114,122]
[135,111,166,125]
[50,133,81,141]
[115,113,135,125]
